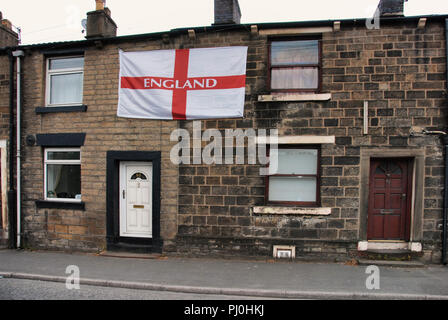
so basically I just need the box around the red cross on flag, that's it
[118,46,248,120]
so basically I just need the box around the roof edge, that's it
[2,13,448,53]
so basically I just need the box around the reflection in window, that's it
[374,161,402,175]
[267,147,320,205]
[270,39,320,92]
[45,148,81,201]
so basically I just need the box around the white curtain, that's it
[50,73,83,105]
[47,164,63,198]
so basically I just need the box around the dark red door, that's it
[367,159,412,241]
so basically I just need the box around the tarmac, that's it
[0,249,448,300]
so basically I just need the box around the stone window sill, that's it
[35,105,88,114]
[257,93,331,102]
[253,206,331,216]
[35,200,85,210]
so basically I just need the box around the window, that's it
[46,56,84,106]
[269,39,321,92]
[44,148,81,202]
[267,146,320,206]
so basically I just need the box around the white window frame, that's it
[45,56,84,107]
[44,148,81,202]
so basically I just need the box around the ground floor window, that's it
[267,145,320,206]
[44,148,81,201]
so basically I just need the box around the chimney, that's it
[377,0,407,17]
[85,0,117,39]
[96,0,105,10]
[0,12,19,47]
[214,0,242,25]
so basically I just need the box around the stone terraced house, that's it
[0,0,447,264]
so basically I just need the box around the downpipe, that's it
[443,18,448,265]
[7,51,16,249]
[12,50,24,249]
[443,135,448,265]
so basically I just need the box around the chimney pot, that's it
[377,0,407,17]
[96,0,106,11]
[1,19,12,30]
[214,0,242,25]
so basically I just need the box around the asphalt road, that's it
[0,277,274,300]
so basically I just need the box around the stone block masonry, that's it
[1,16,446,262]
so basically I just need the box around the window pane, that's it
[271,40,319,66]
[131,172,148,180]
[50,73,83,104]
[269,176,317,202]
[47,164,81,199]
[50,57,84,70]
[271,67,318,89]
[47,151,80,161]
[271,149,318,175]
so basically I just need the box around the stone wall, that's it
[0,18,446,261]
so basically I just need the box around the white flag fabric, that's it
[118,46,248,120]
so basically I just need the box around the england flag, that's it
[118,46,248,120]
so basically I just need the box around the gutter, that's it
[7,52,16,249]
[1,14,448,54]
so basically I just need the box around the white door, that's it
[119,162,153,238]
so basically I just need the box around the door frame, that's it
[367,157,413,241]
[360,148,424,243]
[119,161,153,239]
[106,151,161,252]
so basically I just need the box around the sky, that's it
[1,0,448,45]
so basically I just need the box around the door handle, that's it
[122,190,125,199]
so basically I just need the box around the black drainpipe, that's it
[443,19,448,265]
[7,51,16,249]
[443,135,448,265]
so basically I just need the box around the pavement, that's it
[0,249,448,300]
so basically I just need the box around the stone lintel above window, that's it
[258,93,331,102]
[257,135,336,145]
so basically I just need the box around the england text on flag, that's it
[118,46,248,120]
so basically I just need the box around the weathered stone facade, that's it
[0,8,447,262]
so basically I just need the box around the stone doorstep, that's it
[0,229,7,247]
[358,241,422,252]
[356,259,426,268]
[97,251,163,260]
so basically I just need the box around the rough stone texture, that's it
[214,0,241,25]
[174,21,447,262]
[0,17,446,262]
[0,22,18,47]
[85,10,117,39]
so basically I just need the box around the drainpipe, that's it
[443,18,448,265]
[12,50,24,249]
[443,135,448,265]
[7,52,16,249]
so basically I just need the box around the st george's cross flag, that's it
[118,46,248,120]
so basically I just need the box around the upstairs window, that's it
[269,39,321,92]
[46,56,84,106]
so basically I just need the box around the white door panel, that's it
[119,162,153,238]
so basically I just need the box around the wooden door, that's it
[367,158,412,241]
